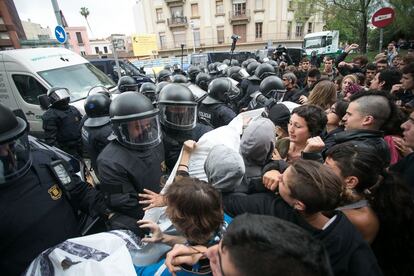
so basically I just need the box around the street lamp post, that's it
[180,44,185,70]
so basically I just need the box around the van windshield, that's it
[38,63,116,102]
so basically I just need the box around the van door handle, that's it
[25,111,35,116]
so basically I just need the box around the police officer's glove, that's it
[106,213,148,238]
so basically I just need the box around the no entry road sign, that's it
[372,7,395,28]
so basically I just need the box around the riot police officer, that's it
[247,75,286,110]
[172,74,188,84]
[187,65,201,84]
[158,83,212,171]
[140,82,157,104]
[118,76,138,92]
[97,92,164,223]
[42,87,82,157]
[198,77,238,128]
[157,69,173,83]
[0,103,109,275]
[81,93,112,173]
[195,72,211,92]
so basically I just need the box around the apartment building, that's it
[0,0,26,50]
[133,0,324,57]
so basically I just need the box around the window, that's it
[171,6,184,18]
[233,2,246,16]
[217,26,224,44]
[288,0,294,9]
[80,51,86,56]
[0,32,10,39]
[193,29,200,47]
[66,32,70,39]
[255,22,263,39]
[308,22,312,33]
[255,0,263,10]
[156,8,163,21]
[216,1,224,14]
[95,47,99,54]
[173,31,186,48]
[287,21,292,38]
[0,17,4,24]
[104,46,108,53]
[12,75,47,105]
[191,3,199,17]
[76,32,83,44]
[159,32,166,49]
[295,23,303,37]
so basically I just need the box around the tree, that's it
[80,7,93,36]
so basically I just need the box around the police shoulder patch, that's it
[48,184,62,200]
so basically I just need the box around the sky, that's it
[14,0,138,39]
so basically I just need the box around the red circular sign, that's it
[372,7,395,28]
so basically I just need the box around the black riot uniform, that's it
[41,87,82,157]
[158,83,212,171]
[198,77,238,128]
[0,104,108,276]
[97,92,164,222]
[81,93,112,173]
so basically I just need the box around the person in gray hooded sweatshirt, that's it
[238,117,275,194]
[204,144,245,194]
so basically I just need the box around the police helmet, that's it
[230,59,240,66]
[87,85,111,98]
[260,75,286,98]
[164,65,172,71]
[158,84,197,131]
[110,92,161,149]
[222,59,231,66]
[241,60,250,68]
[246,61,260,76]
[250,63,276,81]
[0,104,31,185]
[172,63,181,72]
[207,63,217,74]
[140,82,157,103]
[157,69,172,83]
[203,77,240,104]
[118,76,138,93]
[84,94,111,127]
[172,74,188,84]
[227,66,243,82]
[47,87,70,107]
[265,60,279,75]
[187,65,201,83]
[195,72,211,91]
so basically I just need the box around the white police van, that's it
[0,47,117,136]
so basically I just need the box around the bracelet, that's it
[179,164,189,169]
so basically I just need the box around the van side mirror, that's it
[38,94,50,110]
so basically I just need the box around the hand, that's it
[391,84,402,94]
[393,136,413,157]
[263,170,282,191]
[299,95,308,104]
[183,140,196,153]
[303,136,325,153]
[272,148,282,160]
[165,244,207,275]
[137,220,163,243]
[138,189,166,210]
[345,43,359,53]
[338,61,347,68]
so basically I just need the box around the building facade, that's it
[90,39,112,55]
[21,19,51,40]
[0,0,26,50]
[133,0,324,57]
[66,26,92,56]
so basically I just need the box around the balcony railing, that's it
[229,9,250,24]
[167,16,188,28]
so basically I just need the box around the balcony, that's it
[167,16,188,28]
[229,9,250,24]
[165,0,185,6]
[0,38,13,47]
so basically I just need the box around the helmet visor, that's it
[0,132,31,185]
[159,104,197,130]
[227,85,241,101]
[117,115,161,148]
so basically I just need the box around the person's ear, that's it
[293,200,306,211]
[378,80,385,90]
[362,115,375,126]
[344,176,359,189]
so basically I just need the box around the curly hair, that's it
[291,105,327,137]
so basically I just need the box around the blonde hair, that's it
[307,80,337,110]
[342,74,357,85]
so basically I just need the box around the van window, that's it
[12,74,47,105]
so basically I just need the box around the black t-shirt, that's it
[223,193,382,276]
[390,152,414,195]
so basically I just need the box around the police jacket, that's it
[162,124,212,172]
[198,102,236,129]
[0,148,107,276]
[238,78,261,110]
[41,105,82,147]
[97,140,164,220]
[81,123,112,172]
